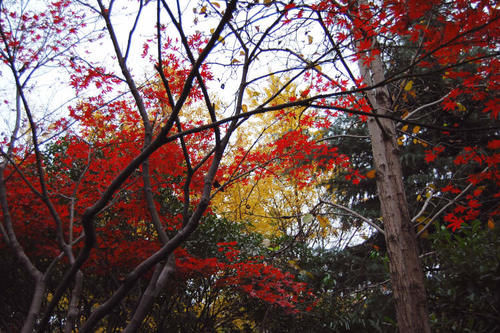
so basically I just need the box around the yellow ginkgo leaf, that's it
[288,260,301,270]
[241,104,248,112]
[308,35,313,44]
[301,270,314,279]
[401,124,409,132]
[412,125,421,134]
[416,216,426,222]
[417,224,429,238]
[397,136,404,145]
[404,80,413,91]
[317,215,329,228]
[211,1,220,8]
[231,58,240,64]
[457,102,466,112]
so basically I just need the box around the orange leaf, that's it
[365,169,376,179]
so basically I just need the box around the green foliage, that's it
[256,233,397,332]
[187,214,264,260]
[322,114,379,225]
[265,220,500,332]
[425,220,500,332]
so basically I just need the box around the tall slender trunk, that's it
[357,51,431,333]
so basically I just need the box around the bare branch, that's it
[320,200,385,235]
[415,170,486,237]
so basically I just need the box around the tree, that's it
[1,0,498,332]
[0,1,321,331]
[296,1,498,331]
[212,75,347,244]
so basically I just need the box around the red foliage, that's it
[0,24,320,311]
[438,140,500,230]
[1,4,498,329]
[312,0,499,230]
[0,0,86,72]
[425,146,445,163]
[175,243,315,312]
[221,127,349,190]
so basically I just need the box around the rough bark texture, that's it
[358,53,431,333]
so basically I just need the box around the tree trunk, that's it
[358,52,431,333]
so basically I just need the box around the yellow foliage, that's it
[189,293,256,331]
[488,218,495,229]
[288,259,301,270]
[300,269,314,279]
[317,215,329,228]
[417,224,429,238]
[416,216,431,238]
[232,317,256,331]
[212,176,317,236]
[212,76,338,239]
[132,220,158,239]
[404,80,413,91]
[456,102,466,112]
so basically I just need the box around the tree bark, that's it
[358,49,431,333]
